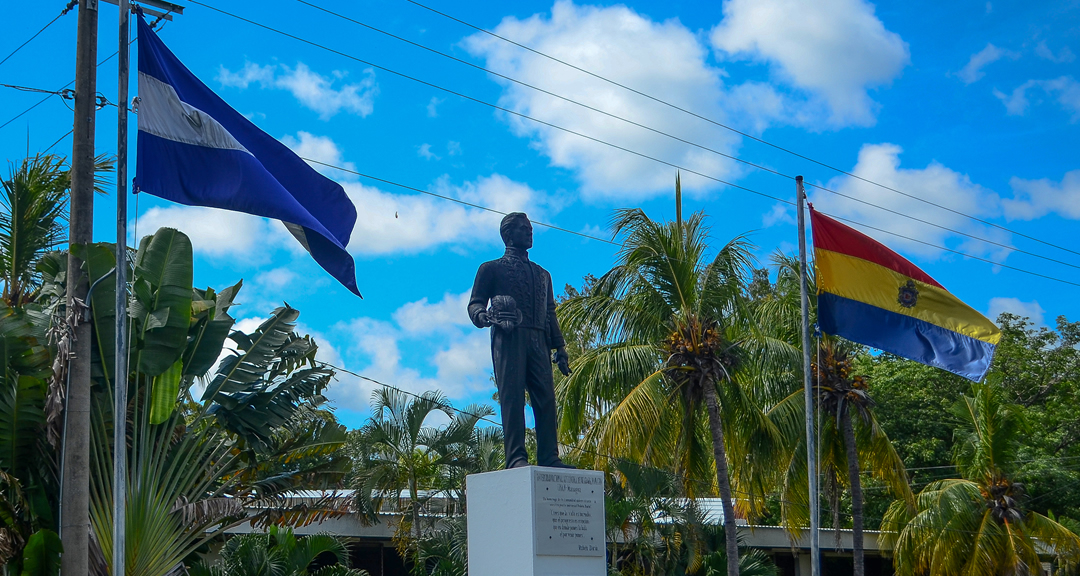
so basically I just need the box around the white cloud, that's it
[463,1,746,200]
[217,61,378,120]
[579,223,604,240]
[1002,170,1080,220]
[327,298,495,412]
[955,43,1018,84]
[988,297,1044,326]
[1036,41,1076,64]
[280,131,357,177]
[417,143,440,160]
[217,62,275,88]
[393,291,472,335]
[254,267,298,290]
[762,203,795,227]
[811,143,1009,261]
[133,205,297,263]
[432,331,491,384]
[342,174,551,255]
[277,64,377,119]
[427,96,444,117]
[710,0,909,126]
[995,76,1080,120]
[136,171,550,261]
[447,141,463,156]
[994,82,1032,115]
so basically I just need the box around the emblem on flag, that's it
[897,280,919,309]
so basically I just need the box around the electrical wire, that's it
[827,214,1080,288]
[321,360,1080,539]
[44,129,74,153]
[0,11,170,133]
[401,0,1080,260]
[292,0,1080,273]
[301,158,618,246]
[0,0,78,69]
[192,1,1080,282]
[188,0,795,210]
[301,156,1080,288]
[0,83,72,96]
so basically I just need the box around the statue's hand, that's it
[553,347,572,376]
[476,311,494,328]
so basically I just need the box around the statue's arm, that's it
[546,284,566,349]
[468,262,494,328]
[546,271,571,376]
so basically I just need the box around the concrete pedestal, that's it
[467,466,606,576]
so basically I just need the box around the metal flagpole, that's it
[110,5,182,572]
[113,0,130,573]
[796,175,820,576]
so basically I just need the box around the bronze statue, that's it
[468,213,573,469]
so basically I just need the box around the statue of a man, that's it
[468,213,573,469]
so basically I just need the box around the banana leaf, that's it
[129,228,192,377]
[19,528,62,576]
[182,280,241,378]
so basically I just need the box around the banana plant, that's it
[43,228,352,576]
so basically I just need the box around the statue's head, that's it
[500,212,533,250]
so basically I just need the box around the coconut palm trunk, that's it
[840,408,864,576]
[703,381,740,576]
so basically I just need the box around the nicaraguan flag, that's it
[133,12,360,296]
[812,208,1000,381]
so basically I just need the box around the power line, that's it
[324,362,767,505]
[45,129,74,153]
[303,157,1080,289]
[301,158,618,246]
[0,83,73,96]
[194,1,1080,281]
[17,1,1071,291]
[0,0,78,69]
[187,0,792,210]
[401,0,1080,261]
[292,0,1080,274]
[321,360,1080,539]
[0,13,171,133]
[828,214,1080,288]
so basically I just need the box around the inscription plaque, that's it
[533,469,605,557]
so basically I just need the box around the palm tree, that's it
[351,389,491,554]
[0,153,111,308]
[812,340,890,576]
[882,381,1080,576]
[558,203,782,576]
[756,253,911,576]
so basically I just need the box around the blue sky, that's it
[2,0,1079,428]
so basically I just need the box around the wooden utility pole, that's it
[796,175,821,576]
[62,0,97,574]
[113,0,130,574]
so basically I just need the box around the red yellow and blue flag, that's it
[811,208,1001,382]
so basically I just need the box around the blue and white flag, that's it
[133,12,360,296]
